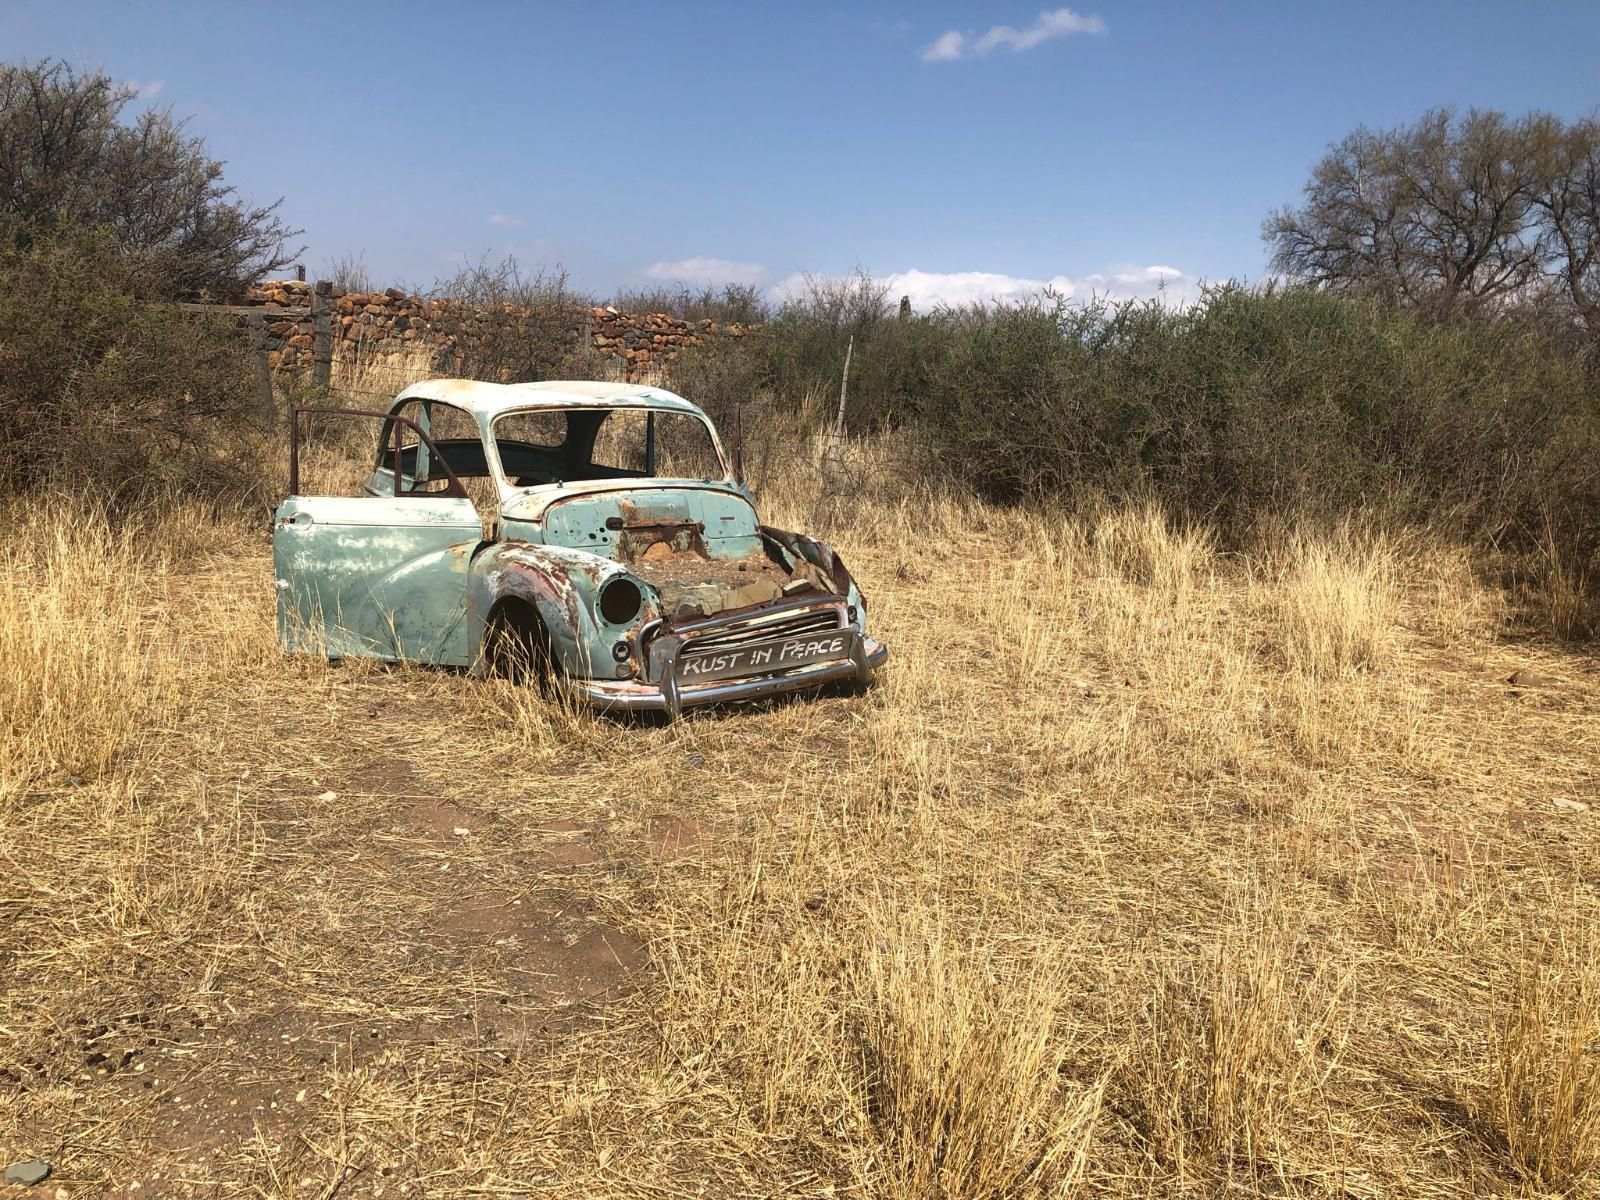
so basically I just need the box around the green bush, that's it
[0,59,299,300]
[669,270,951,437]
[672,277,1599,629]
[914,284,1600,625]
[925,287,1596,525]
[0,234,263,499]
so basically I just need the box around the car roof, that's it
[391,379,708,421]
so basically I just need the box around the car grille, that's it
[682,607,842,655]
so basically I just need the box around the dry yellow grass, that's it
[0,499,217,805]
[1490,947,1600,1191]
[1264,529,1398,677]
[847,907,1103,1200]
[2,455,1598,1198]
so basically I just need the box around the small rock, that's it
[316,791,338,802]
[5,1160,52,1186]
[452,826,470,837]
[1505,668,1558,687]
[1553,797,1590,813]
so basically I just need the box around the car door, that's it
[274,408,482,667]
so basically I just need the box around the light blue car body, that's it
[274,380,886,715]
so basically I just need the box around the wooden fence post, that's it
[247,313,276,431]
[312,279,333,393]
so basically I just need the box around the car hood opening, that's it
[535,487,837,619]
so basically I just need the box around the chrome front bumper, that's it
[572,637,887,715]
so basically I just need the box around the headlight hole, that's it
[599,578,643,625]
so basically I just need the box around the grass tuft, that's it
[1266,530,1398,676]
[1487,951,1600,1192]
[851,913,1102,1200]
[1120,912,1347,1181]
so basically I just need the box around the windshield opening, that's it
[491,406,725,488]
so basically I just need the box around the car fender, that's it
[761,526,866,627]
[469,540,654,678]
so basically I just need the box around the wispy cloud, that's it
[921,8,1106,62]
[891,265,1192,308]
[487,213,524,227]
[922,31,967,63]
[644,257,767,287]
[123,78,166,100]
[772,265,1195,311]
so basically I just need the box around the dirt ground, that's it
[3,489,1599,1199]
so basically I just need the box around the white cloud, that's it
[921,31,966,62]
[921,7,1106,62]
[122,79,165,100]
[773,265,1198,311]
[896,265,1196,309]
[487,213,524,227]
[644,257,767,287]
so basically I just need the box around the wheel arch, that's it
[469,549,585,678]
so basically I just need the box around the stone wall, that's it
[242,279,753,382]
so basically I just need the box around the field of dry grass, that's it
[3,446,1599,1198]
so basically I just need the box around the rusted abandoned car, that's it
[274,380,887,715]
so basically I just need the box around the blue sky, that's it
[6,1,1598,306]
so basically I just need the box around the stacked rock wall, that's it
[241,279,752,382]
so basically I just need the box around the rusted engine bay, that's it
[614,509,833,619]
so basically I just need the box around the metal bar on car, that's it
[659,636,682,720]
[589,639,889,714]
[665,591,846,635]
[287,407,471,499]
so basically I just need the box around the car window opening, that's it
[493,407,723,488]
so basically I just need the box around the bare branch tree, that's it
[1531,115,1600,339]
[610,282,769,323]
[1265,108,1551,319]
[430,253,596,382]
[322,250,372,294]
